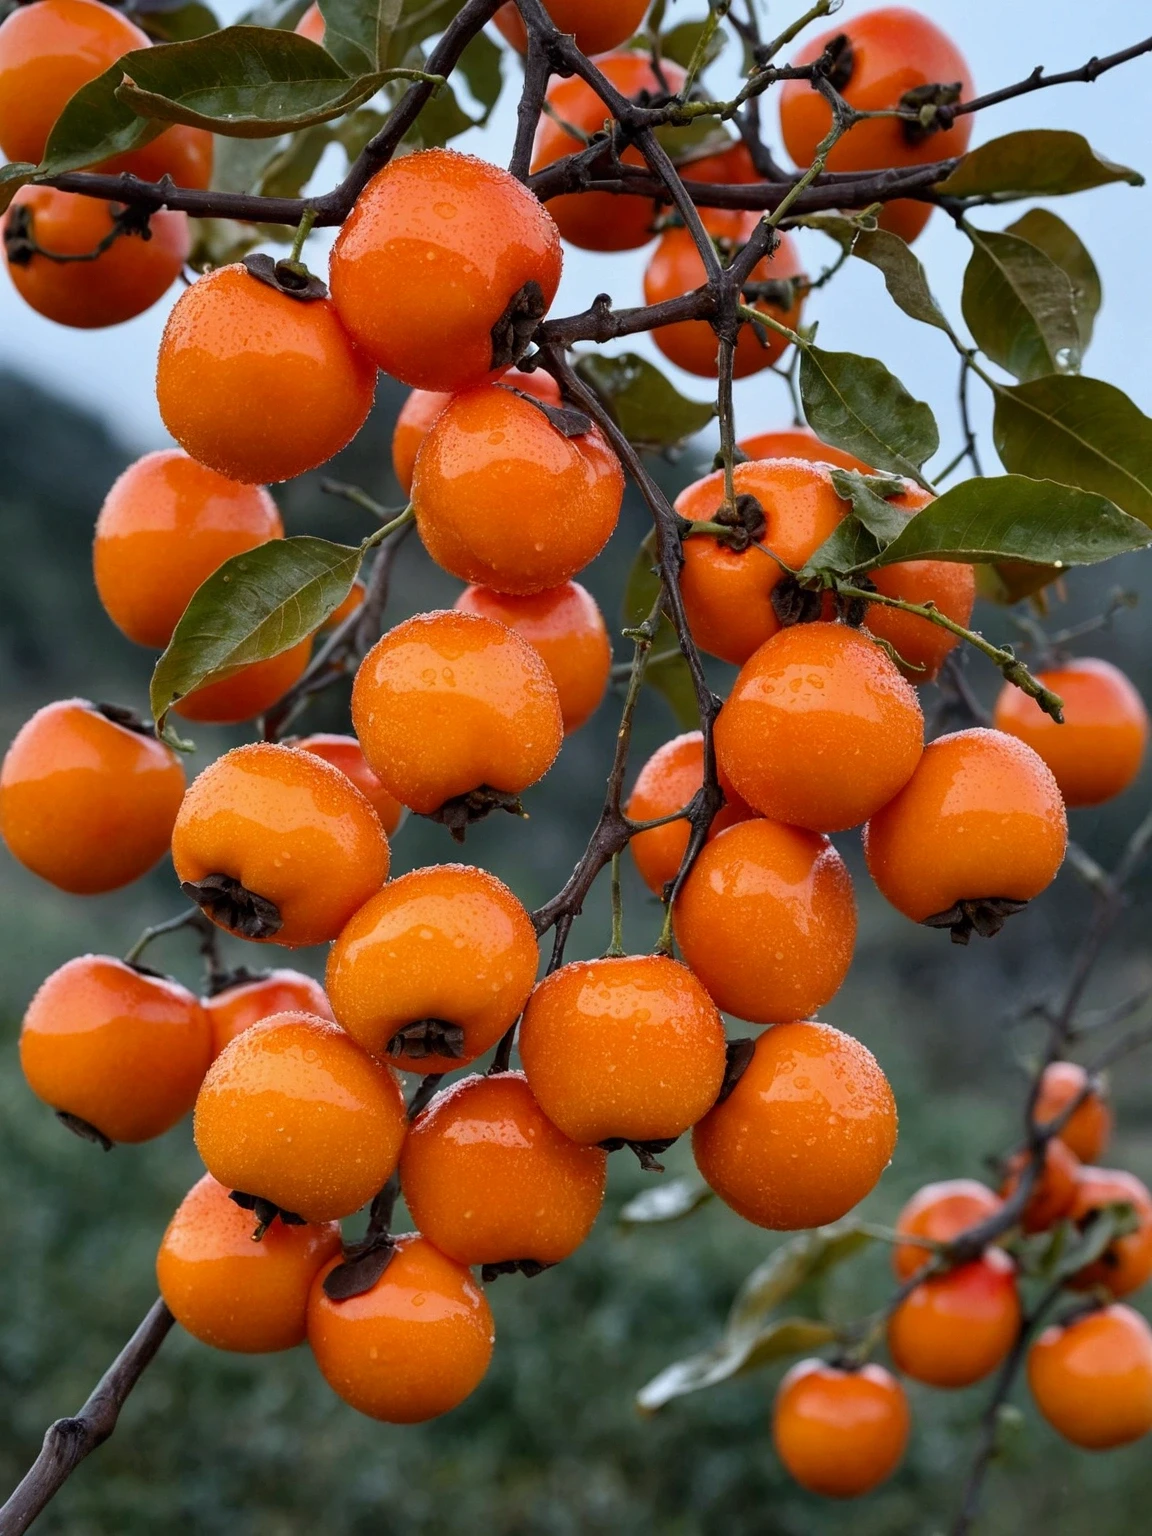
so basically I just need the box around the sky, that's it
[1,0,1149,462]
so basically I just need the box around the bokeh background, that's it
[3,1,1152,1531]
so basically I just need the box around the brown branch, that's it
[941,34,1152,125]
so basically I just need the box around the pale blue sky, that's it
[1,0,1149,460]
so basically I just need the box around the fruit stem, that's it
[288,207,317,265]
[605,852,625,958]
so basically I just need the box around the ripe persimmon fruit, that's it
[1029,1304,1152,1449]
[1000,1139,1081,1235]
[625,730,752,896]
[737,427,870,473]
[1067,1167,1152,1298]
[891,1178,1003,1281]
[888,1249,1021,1388]
[293,733,405,836]
[773,1360,910,1499]
[169,641,313,726]
[1034,1060,1112,1164]
[493,0,649,57]
[204,968,333,1059]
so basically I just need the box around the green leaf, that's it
[256,122,332,198]
[992,375,1152,527]
[150,536,364,729]
[0,161,35,214]
[868,476,1151,569]
[636,1319,835,1414]
[131,1,219,42]
[728,1225,874,1335]
[962,226,1081,382]
[660,18,726,69]
[828,470,910,541]
[621,533,698,730]
[332,106,387,160]
[575,353,715,453]
[408,78,476,149]
[936,130,1143,200]
[1006,209,1101,352]
[377,0,458,70]
[799,345,939,486]
[317,0,401,73]
[802,517,881,576]
[850,226,950,333]
[975,559,1068,606]
[619,1178,713,1226]
[209,132,285,192]
[1036,1202,1139,1285]
[456,29,503,123]
[656,114,733,166]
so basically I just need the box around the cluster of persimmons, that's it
[1,0,1152,1506]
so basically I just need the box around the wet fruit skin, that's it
[773,1360,910,1499]
[392,369,561,497]
[204,969,333,1059]
[673,818,857,1025]
[1000,1139,1081,1235]
[454,582,611,733]
[532,54,687,252]
[518,956,728,1146]
[737,427,870,473]
[308,1234,495,1423]
[351,609,564,817]
[1,698,185,894]
[169,640,313,726]
[1028,1304,1152,1450]
[170,742,390,948]
[93,450,283,649]
[194,1011,407,1224]
[645,212,805,378]
[892,1178,1003,1281]
[692,1022,897,1231]
[326,864,539,1075]
[781,8,974,245]
[293,733,405,836]
[400,1072,607,1266]
[157,1173,343,1353]
[716,624,925,833]
[329,148,562,392]
[5,186,189,329]
[412,385,623,595]
[994,658,1148,808]
[156,263,377,485]
[20,955,211,1143]
[868,550,977,684]
[625,731,753,896]
[1067,1167,1152,1298]
[675,459,848,666]
[493,0,649,57]
[1034,1060,1112,1164]
[864,728,1068,923]
[887,1249,1021,1388]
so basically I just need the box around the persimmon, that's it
[868,557,977,683]
[772,1360,910,1499]
[518,955,727,1146]
[4,187,189,329]
[673,818,856,1024]
[1034,1060,1112,1164]
[692,1022,897,1230]
[400,1072,607,1267]
[194,1011,407,1223]
[204,968,333,1059]
[294,733,404,835]
[716,624,924,832]
[308,1234,494,1422]
[532,54,687,251]
[20,955,211,1144]
[169,641,313,726]
[93,449,282,649]
[625,731,752,896]
[351,609,563,821]
[157,1173,342,1353]
[100,124,213,191]
[644,211,804,378]
[1000,1139,1081,1235]
[994,658,1148,808]
[391,369,561,497]
[680,139,761,189]
[329,148,562,391]
[1028,1304,1152,1450]
[674,459,846,665]
[156,263,377,484]
[1,698,185,894]
[864,728,1067,933]
[737,427,870,472]
[493,0,649,57]
[171,742,390,948]
[295,2,324,43]
[326,864,539,1074]
[888,1249,1022,1388]
[454,582,611,733]
[412,384,623,594]
[781,9,974,244]
[892,1178,1002,1281]
[1067,1167,1152,1298]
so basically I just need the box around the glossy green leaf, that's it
[962,227,1081,382]
[660,17,726,69]
[850,226,950,332]
[316,0,401,73]
[801,470,907,576]
[637,1318,835,1413]
[657,115,733,166]
[799,345,938,485]
[801,516,881,577]
[150,535,365,729]
[0,161,35,214]
[575,352,715,452]
[132,1,219,42]
[992,375,1152,527]
[619,1178,713,1226]
[937,130,1143,200]
[456,29,503,122]
[621,533,698,730]
[1006,209,1101,352]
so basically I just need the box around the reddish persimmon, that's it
[625,731,753,896]
[1000,1139,1081,1235]
[294,733,404,835]
[773,1360,910,1499]
[1067,1167,1152,1298]
[679,139,761,189]
[1034,1060,1112,1164]
[295,2,324,43]
[888,1249,1022,1388]
[493,0,649,57]
[169,641,312,726]
[737,427,870,472]
[892,1179,1002,1281]
[1029,1304,1152,1449]
[204,968,333,1059]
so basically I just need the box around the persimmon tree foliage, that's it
[2,0,1152,1532]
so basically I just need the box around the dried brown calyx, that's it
[922,898,1030,945]
[424,785,528,843]
[491,279,546,370]
[180,874,283,941]
[385,1019,467,1062]
[242,251,329,303]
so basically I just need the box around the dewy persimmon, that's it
[493,0,649,57]
[412,384,623,595]
[93,450,283,649]
[888,1249,1021,1388]
[692,1022,897,1230]
[329,148,562,392]
[625,731,752,896]
[169,641,313,726]
[738,426,870,472]
[772,1361,910,1499]
[1034,1060,1112,1164]
[1,699,185,894]
[156,263,376,485]
[293,733,405,836]
[204,968,333,1060]
[326,864,538,1074]
[891,1179,1002,1281]
[1029,1305,1152,1450]
[171,742,389,948]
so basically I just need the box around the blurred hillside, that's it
[3,370,1152,1534]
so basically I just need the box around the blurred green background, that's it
[3,369,1152,1536]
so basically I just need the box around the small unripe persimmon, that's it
[625,731,752,896]
[204,968,333,1059]
[1034,1060,1112,1164]
[772,1360,910,1499]
[293,733,404,836]
[892,1178,1002,1281]
[888,1249,1021,1388]
[392,369,561,497]
[1029,1304,1152,1450]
